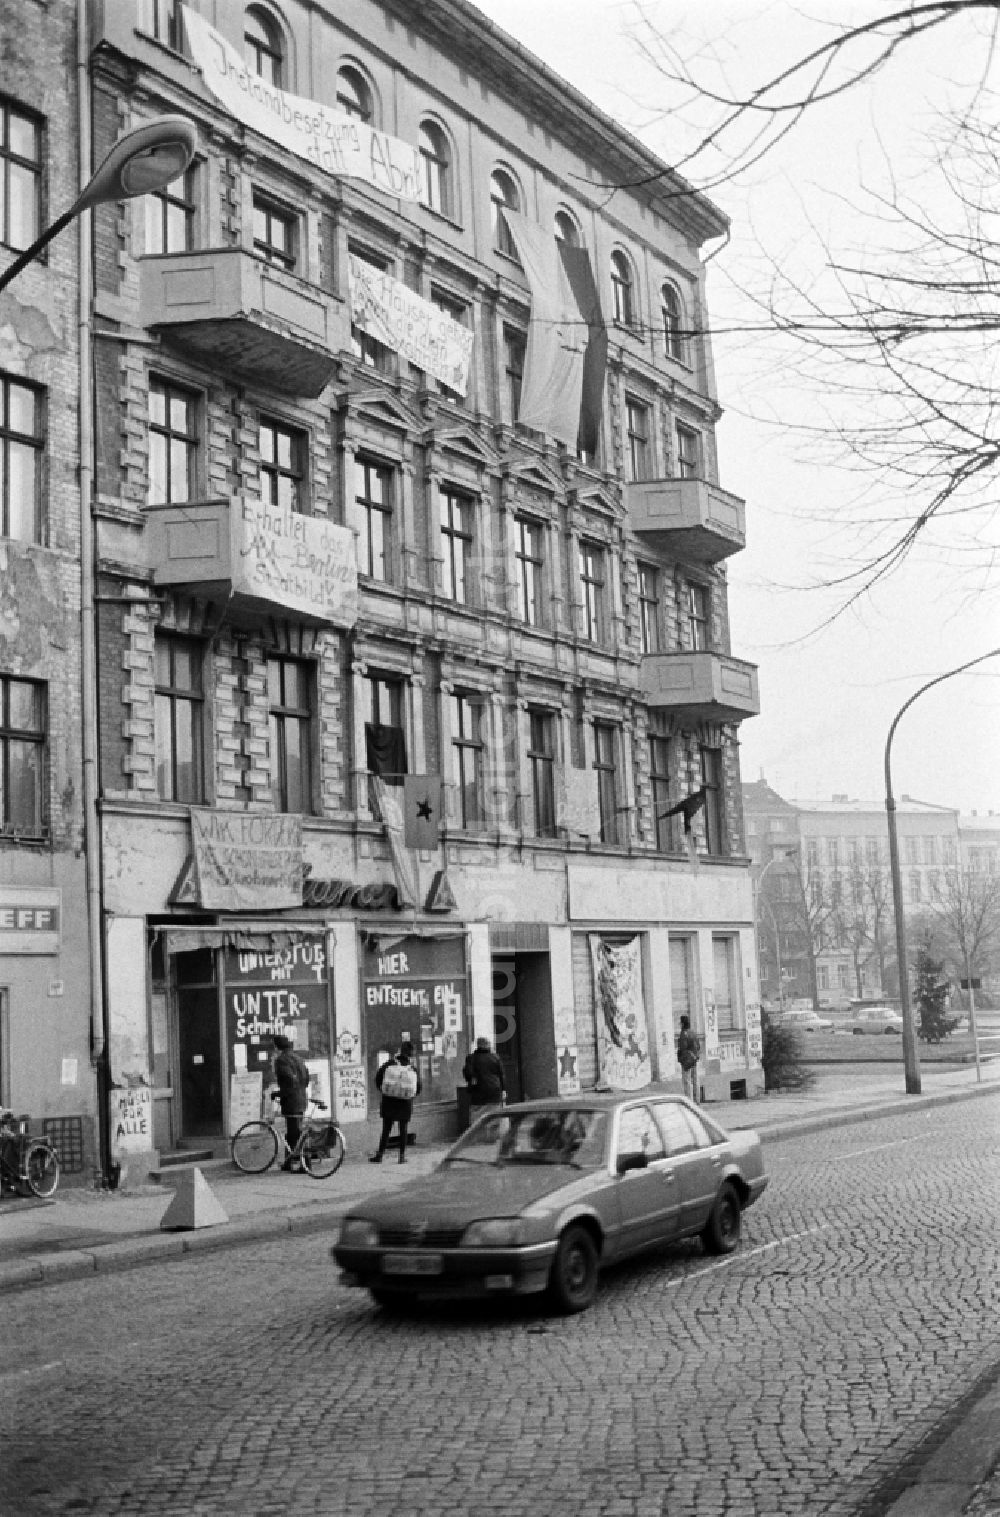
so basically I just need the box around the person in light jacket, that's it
[370,1041,421,1164]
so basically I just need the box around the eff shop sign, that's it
[0,888,60,954]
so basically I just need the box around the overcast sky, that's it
[473,0,1000,817]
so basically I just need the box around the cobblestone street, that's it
[2,1095,998,1517]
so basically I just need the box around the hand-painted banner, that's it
[348,256,474,393]
[591,934,651,1091]
[190,808,303,911]
[183,5,424,202]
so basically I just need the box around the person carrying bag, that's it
[370,1041,421,1164]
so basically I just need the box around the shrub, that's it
[760,1009,817,1092]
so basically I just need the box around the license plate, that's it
[382,1252,444,1276]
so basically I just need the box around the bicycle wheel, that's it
[25,1141,59,1198]
[300,1123,346,1179]
[231,1121,279,1174]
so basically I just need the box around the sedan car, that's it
[333,1095,768,1314]
[851,1005,905,1034]
[772,1007,833,1032]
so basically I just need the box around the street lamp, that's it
[884,647,1000,1096]
[0,115,197,295]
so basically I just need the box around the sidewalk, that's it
[2,1062,997,1514]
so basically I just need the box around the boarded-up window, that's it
[713,935,739,1032]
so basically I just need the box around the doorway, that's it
[174,949,224,1138]
[491,951,555,1101]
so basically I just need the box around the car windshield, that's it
[444,1108,609,1168]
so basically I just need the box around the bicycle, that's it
[231,1094,346,1179]
[0,1111,60,1199]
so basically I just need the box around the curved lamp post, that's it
[885,647,1000,1095]
[0,115,197,295]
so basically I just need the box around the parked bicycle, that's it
[231,1094,346,1178]
[0,1109,60,1198]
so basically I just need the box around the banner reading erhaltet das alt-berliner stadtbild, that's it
[182,5,424,202]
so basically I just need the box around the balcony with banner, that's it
[143,497,359,629]
[640,651,760,724]
[138,251,346,397]
[625,479,746,563]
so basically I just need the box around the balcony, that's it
[139,250,346,398]
[625,478,746,562]
[144,497,359,629]
[640,651,759,724]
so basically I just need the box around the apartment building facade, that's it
[2,0,763,1183]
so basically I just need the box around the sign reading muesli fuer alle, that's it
[190,809,303,911]
[182,6,424,202]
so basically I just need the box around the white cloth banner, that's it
[183,6,424,202]
[501,209,588,448]
[590,935,652,1091]
[348,256,474,393]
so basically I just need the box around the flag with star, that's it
[403,774,443,851]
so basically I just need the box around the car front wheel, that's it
[702,1181,742,1254]
[549,1224,599,1313]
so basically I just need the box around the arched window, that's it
[336,65,373,122]
[662,282,686,362]
[419,121,453,217]
[490,169,520,258]
[244,6,284,87]
[554,209,580,246]
[611,250,635,328]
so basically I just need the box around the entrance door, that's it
[174,949,223,1137]
[491,951,556,1101]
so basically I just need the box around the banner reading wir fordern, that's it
[189,809,303,911]
[182,6,424,202]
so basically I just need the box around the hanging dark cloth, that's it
[365,723,407,785]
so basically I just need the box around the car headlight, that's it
[461,1218,526,1248]
[339,1218,379,1247]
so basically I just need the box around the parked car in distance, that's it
[851,1005,905,1035]
[333,1095,769,1314]
[771,1007,834,1032]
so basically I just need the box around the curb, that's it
[1,1078,996,1296]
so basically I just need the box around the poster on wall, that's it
[224,934,331,1084]
[746,1004,763,1067]
[553,1004,581,1095]
[334,1062,368,1122]
[590,935,652,1091]
[229,1071,263,1135]
[111,1086,153,1154]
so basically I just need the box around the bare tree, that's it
[920,866,1000,1023]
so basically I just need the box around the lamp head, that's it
[75,115,197,214]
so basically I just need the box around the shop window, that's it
[144,165,196,254]
[625,396,650,483]
[259,416,306,512]
[593,721,620,845]
[355,456,393,581]
[528,708,556,838]
[154,634,205,804]
[0,373,43,541]
[514,515,543,627]
[268,656,314,813]
[579,540,605,643]
[244,6,285,87]
[362,933,468,1107]
[336,65,373,122]
[419,120,454,217]
[252,192,296,271]
[638,563,659,654]
[148,377,197,506]
[0,98,41,253]
[0,674,45,837]
[439,486,473,604]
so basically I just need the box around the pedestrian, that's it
[370,1041,421,1164]
[273,1032,311,1171]
[676,1015,701,1104]
[462,1036,505,1110]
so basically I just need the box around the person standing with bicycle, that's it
[370,1041,420,1164]
[273,1033,310,1172]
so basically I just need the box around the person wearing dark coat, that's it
[370,1041,421,1164]
[463,1036,505,1109]
[273,1033,311,1171]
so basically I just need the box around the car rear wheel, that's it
[852,1027,864,1036]
[702,1181,742,1255]
[549,1224,599,1313]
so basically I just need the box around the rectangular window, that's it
[0,375,42,541]
[365,673,405,731]
[649,731,672,851]
[504,327,525,423]
[440,487,472,604]
[144,167,196,254]
[260,417,305,513]
[903,836,919,865]
[355,457,392,581]
[676,423,701,479]
[252,192,296,270]
[909,871,922,904]
[669,935,694,1032]
[638,564,659,654]
[350,247,392,372]
[625,397,650,483]
[593,721,619,845]
[700,745,725,856]
[923,835,937,865]
[514,516,543,627]
[451,693,484,832]
[432,289,468,401]
[686,583,709,650]
[0,100,41,253]
[138,0,181,47]
[528,709,556,838]
[154,634,204,803]
[148,378,197,505]
[0,675,45,836]
[268,657,313,813]
[713,936,738,1033]
[364,673,407,808]
[579,541,605,643]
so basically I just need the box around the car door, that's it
[611,1103,682,1257]
[651,1100,723,1236]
